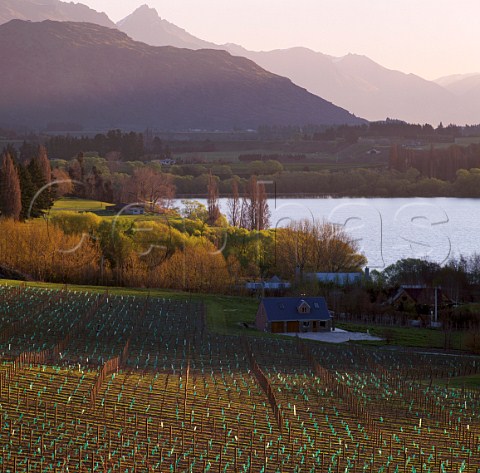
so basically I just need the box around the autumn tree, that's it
[388,144,399,170]
[35,145,52,183]
[159,241,231,293]
[130,167,175,212]
[0,152,22,220]
[207,172,221,225]
[0,219,100,283]
[68,153,86,197]
[275,219,367,279]
[52,168,74,197]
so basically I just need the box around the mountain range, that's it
[0,20,362,130]
[223,46,474,126]
[435,74,480,117]
[114,5,479,125]
[1,0,479,126]
[0,0,113,27]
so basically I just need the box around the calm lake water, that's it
[181,197,480,269]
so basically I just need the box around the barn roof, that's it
[261,297,330,322]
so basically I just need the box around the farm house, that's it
[256,297,332,333]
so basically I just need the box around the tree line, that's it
[258,119,474,142]
[52,153,480,203]
[0,211,365,292]
[389,142,480,181]
[45,130,146,161]
[0,146,54,220]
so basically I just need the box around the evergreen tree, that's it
[26,157,53,218]
[19,141,37,163]
[17,163,35,220]
[0,152,22,220]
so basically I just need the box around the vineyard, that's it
[0,283,479,472]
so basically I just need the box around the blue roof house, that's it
[256,297,332,333]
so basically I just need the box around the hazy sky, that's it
[80,0,479,80]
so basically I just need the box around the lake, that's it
[180,197,480,269]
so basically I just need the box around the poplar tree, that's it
[0,152,22,220]
[245,175,270,231]
[227,179,240,226]
[207,172,220,225]
[35,145,52,183]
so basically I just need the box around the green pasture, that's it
[51,198,111,213]
[434,374,480,389]
[337,322,466,351]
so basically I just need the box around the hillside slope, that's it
[0,20,364,130]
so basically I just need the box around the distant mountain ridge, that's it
[116,5,480,125]
[117,4,218,50]
[0,0,114,27]
[2,0,479,125]
[434,74,480,123]
[435,73,480,90]
[0,20,363,130]
[223,45,473,125]
[435,73,480,97]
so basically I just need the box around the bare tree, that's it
[239,195,250,229]
[227,179,240,226]
[256,179,270,231]
[242,176,270,230]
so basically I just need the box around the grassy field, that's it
[335,321,467,350]
[174,148,386,168]
[51,197,112,213]
[434,374,480,389]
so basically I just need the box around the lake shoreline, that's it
[176,197,479,268]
